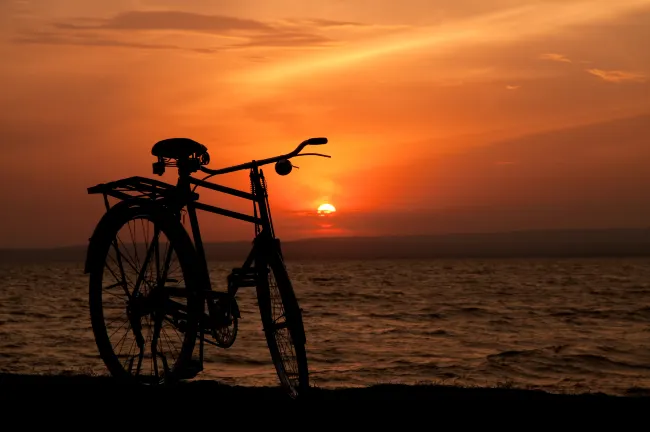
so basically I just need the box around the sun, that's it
[317,203,336,215]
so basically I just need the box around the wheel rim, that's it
[95,214,193,383]
[267,266,302,394]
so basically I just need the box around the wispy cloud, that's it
[70,11,367,33]
[506,85,520,90]
[279,18,369,28]
[586,68,647,83]
[229,32,334,48]
[55,11,274,33]
[538,54,647,84]
[20,10,360,51]
[539,53,572,63]
[12,31,219,53]
[240,0,650,83]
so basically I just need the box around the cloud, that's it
[55,11,273,33]
[279,18,368,28]
[539,53,572,63]
[586,68,647,83]
[56,11,368,33]
[13,33,172,51]
[12,31,218,53]
[240,0,650,83]
[30,10,355,50]
[13,28,334,52]
[228,32,335,48]
[506,85,520,90]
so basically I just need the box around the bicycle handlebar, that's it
[199,137,329,176]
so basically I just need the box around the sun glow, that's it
[317,203,336,215]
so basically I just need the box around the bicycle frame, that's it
[86,164,282,359]
[87,164,280,285]
[184,165,279,284]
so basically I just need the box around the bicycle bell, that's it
[275,159,293,175]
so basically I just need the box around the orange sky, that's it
[1,0,649,247]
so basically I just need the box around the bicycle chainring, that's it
[209,298,239,348]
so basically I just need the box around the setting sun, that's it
[317,203,336,215]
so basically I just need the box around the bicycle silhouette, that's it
[83,137,330,398]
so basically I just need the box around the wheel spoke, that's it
[90,209,197,385]
[258,254,307,395]
[153,227,161,287]
[133,231,158,298]
[127,220,141,275]
[104,251,130,299]
[115,235,141,280]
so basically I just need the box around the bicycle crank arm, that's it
[127,313,146,348]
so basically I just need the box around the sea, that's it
[1,258,649,396]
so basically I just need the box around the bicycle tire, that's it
[256,247,309,398]
[86,199,202,385]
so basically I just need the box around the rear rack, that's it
[87,176,197,202]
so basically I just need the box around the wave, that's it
[549,306,650,322]
[422,329,449,336]
[309,276,352,286]
[2,257,650,395]
[204,355,269,367]
[486,346,650,374]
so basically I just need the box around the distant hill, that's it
[1,228,649,264]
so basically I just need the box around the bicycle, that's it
[83,136,330,398]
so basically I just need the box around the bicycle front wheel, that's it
[256,248,309,398]
[86,200,201,385]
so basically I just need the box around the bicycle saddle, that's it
[152,138,208,160]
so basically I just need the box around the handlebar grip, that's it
[304,137,328,145]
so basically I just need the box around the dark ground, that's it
[1,374,648,426]
[2,373,649,404]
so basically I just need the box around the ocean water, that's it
[1,258,649,396]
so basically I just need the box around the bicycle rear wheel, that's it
[256,247,309,398]
[86,200,201,384]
